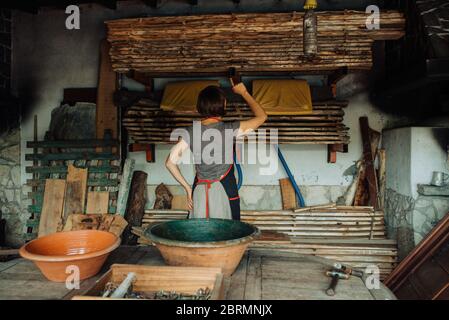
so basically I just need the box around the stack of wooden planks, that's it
[123,98,350,145]
[141,206,385,238]
[135,205,397,280]
[106,11,405,73]
[32,164,127,240]
[25,139,121,240]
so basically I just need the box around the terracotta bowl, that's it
[145,219,260,276]
[19,230,120,282]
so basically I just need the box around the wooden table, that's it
[0,246,395,300]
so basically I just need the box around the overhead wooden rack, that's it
[106,10,405,74]
[123,97,350,145]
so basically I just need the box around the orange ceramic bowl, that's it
[19,230,120,282]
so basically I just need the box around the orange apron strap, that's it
[196,164,233,219]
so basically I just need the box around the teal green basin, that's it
[145,219,260,248]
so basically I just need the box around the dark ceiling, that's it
[0,0,397,14]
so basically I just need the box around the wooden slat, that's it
[279,178,296,210]
[38,179,66,237]
[86,191,110,214]
[63,165,88,221]
[26,139,119,148]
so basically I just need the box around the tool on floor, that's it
[333,262,364,278]
[325,270,349,296]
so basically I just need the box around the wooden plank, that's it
[86,191,110,214]
[96,40,118,146]
[243,253,262,300]
[359,117,379,209]
[26,165,120,174]
[116,158,135,216]
[63,165,88,223]
[38,179,66,237]
[171,195,189,210]
[279,178,296,210]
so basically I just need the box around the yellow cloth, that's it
[161,80,220,112]
[252,79,313,115]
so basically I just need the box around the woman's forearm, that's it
[165,160,190,191]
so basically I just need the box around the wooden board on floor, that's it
[0,247,395,300]
[86,191,109,214]
[38,179,66,237]
[279,178,296,210]
[63,165,88,222]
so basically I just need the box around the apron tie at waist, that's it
[196,164,233,219]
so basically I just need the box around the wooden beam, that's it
[96,40,118,149]
[328,67,348,97]
[327,143,348,163]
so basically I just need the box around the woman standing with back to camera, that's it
[165,80,267,220]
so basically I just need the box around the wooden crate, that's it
[72,264,225,300]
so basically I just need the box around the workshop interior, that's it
[0,0,449,301]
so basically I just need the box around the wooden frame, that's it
[384,212,449,299]
[72,264,225,300]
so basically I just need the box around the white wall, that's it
[410,128,449,197]
[383,127,412,196]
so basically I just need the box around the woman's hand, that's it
[184,186,193,210]
[231,83,248,96]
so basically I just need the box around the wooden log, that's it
[122,171,148,245]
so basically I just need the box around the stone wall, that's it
[412,195,449,244]
[384,188,415,260]
[0,9,11,91]
[385,188,449,260]
[0,128,28,247]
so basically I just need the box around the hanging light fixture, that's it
[303,0,318,58]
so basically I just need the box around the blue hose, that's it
[275,145,306,207]
[234,151,243,190]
